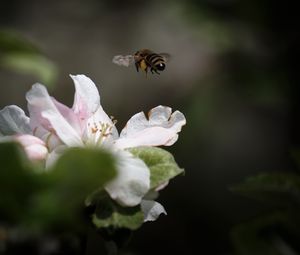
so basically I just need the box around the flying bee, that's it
[112,49,170,75]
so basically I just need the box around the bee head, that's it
[156,63,165,71]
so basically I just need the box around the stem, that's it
[105,241,118,255]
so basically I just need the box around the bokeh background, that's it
[0,0,299,254]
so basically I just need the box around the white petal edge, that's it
[105,150,150,207]
[141,200,167,222]
[114,127,179,149]
[70,74,100,115]
[26,84,83,147]
[115,106,186,149]
[0,105,31,135]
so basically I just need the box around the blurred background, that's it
[0,0,299,254]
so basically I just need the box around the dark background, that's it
[0,0,299,254]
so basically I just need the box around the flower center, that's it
[88,120,115,145]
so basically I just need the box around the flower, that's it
[0,105,48,161]
[0,74,186,221]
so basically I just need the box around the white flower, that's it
[0,105,48,161]
[0,74,186,221]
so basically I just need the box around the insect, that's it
[112,49,170,75]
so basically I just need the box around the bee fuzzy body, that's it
[112,49,169,75]
[134,49,167,75]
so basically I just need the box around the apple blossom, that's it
[0,105,48,161]
[0,74,186,222]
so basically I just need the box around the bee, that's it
[112,49,170,75]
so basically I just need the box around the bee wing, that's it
[112,55,135,67]
[159,53,171,62]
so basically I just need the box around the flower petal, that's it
[0,105,31,135]
[2,134,48,161]
[70,74,100,116]
[52,97,82,135]
[26,84,83,147]
[141,200,167,222]
[115,106,186,149]
[45,145,67,169]
[84,106,119,144]
[105,150,150,207]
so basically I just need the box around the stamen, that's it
[91,127,98,134]
[88,118,117,145]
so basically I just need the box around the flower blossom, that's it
[0,74,186,221]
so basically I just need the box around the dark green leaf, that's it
[290,149,300,170]
[0,53,57,86]
[0,29,58,86]
[91,191,144,230]
[0,30,40,54]
[230,173,300,207]
[0,142,41,223]
[128,147,184,190]
[25,147,117,232]
[231,211,300,255]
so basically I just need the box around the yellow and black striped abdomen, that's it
[145,53,166,73]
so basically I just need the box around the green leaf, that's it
[0,142,41,223]
[290,149,300,170]
[25,147,117,232]
[0,30,40,54]
[128,147,184,189]
[0,53,57,86]
[230,173,300,207]
[0,29,58,87]
[91,191,144,231]
[231,211,300,255]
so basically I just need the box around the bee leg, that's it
[135,62,139,72]
[145,67,148,77]
[154,69,160,75]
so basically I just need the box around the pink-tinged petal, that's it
[70,74,100,117]
[14,134,48,161]
[51,97,82,135]
[114,106,186,149]
[25,144,48,161]
[40,131,63,152]
[105,151,150,207]
[0,105,31,135]
[45,145,67,169]
[141,200,167,222]
[26,84,83,147]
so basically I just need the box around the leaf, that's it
[231,211,300,255]
[0,53,57,86]
[90,191,144,231]
[0,29,58,87]
[0,142,41,223]
[230,173,300,207]
[128,147,184,190]
[25,147,117,232]
[0,30,40,54]
[290,149,300,170]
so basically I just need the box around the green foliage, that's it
[0,142,41,223]
[231,172,300,254]
[231,211,300,255]
[0,30,40,54]
[0,30,57,86]
[88,191,144,231]
[230,173,300,207]
[26,147,117,232]
[128,146,184,190]
[0,142,117,234]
